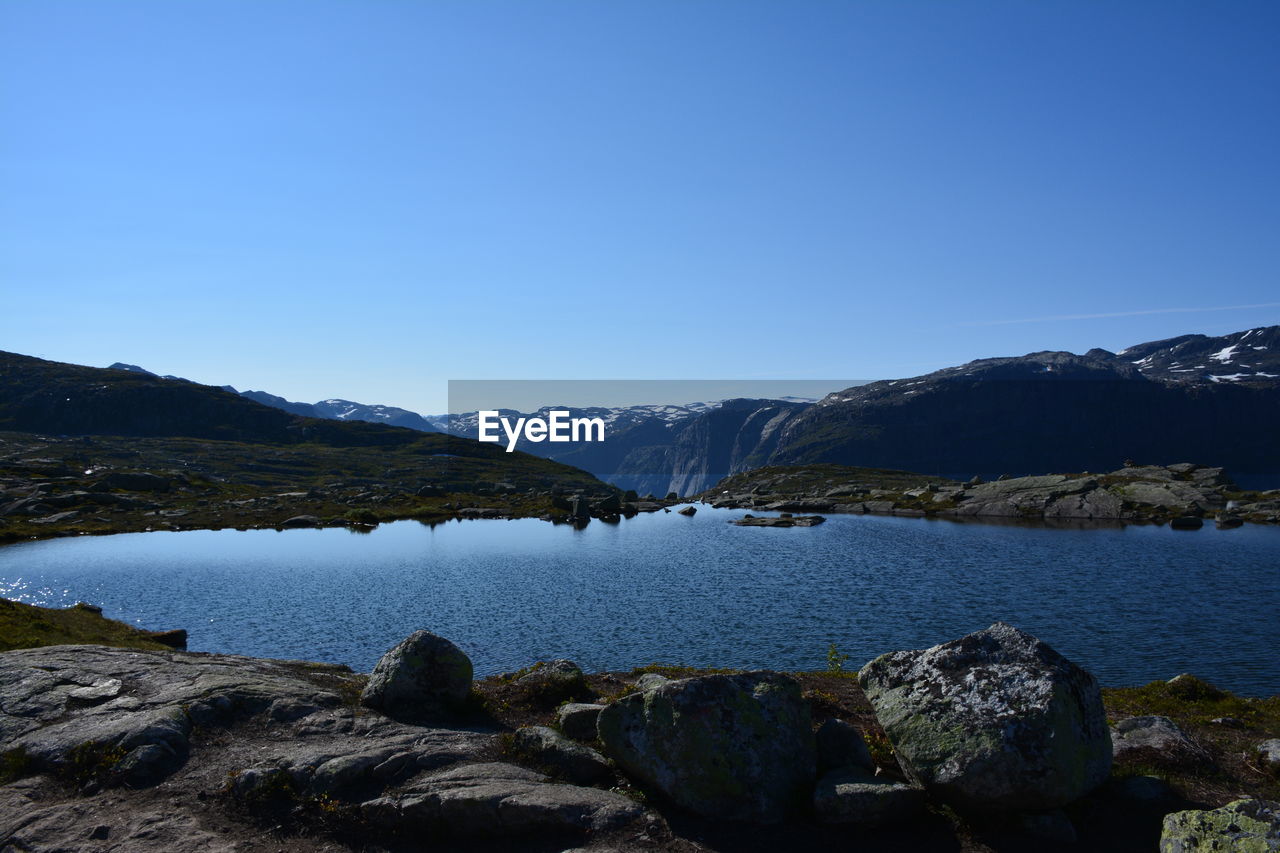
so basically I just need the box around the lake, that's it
[2,507,1278,695]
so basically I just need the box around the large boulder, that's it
[1160,799,1280,852]
[858,623,1111,810]
[596,671,814,823]
[360,631,473,718]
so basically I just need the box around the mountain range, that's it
[7,325,1278,495]
[437,326,1280,493]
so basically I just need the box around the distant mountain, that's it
[0,351,615,495]
[238,390,316,418]
[444,401,721,437]
[1114,326,1280,385]
[0,352,423,446]
[83,325,1280,491]
[311,399,442,432]
[102,365,445,433]
[763,326,1280,481]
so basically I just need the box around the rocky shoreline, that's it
[2,617,1277,852]
[702,462,1280,527]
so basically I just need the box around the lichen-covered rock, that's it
[813,768,925,826]
[815,718,873,774]
[556,703,606,741]
[634,673,670,692]
[1160,799,1280,852]
[360,630,473,718]
[858,622,1111,810]
[512,725,613,786]
[596,671,815,823]
[1259,739,1280,768]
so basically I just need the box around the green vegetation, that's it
[0,747,32,785]
[825,643,851,673]
[0,598,175,652]
[1103,678,1280,803]
[65,740,128,786]
[0,429,615,543]
[1103,677,1280,729]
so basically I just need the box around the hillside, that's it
[0,352,619,541]
[767,343,1280,480]
[1,351,426,446]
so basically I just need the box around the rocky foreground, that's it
[704,462,1280,526]
[2,624,1278,852]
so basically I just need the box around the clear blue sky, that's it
[3,1,1277,413]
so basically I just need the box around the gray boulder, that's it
[514,659,587,702]
[813,768,925,826]
[858,622,1111,810]
[596,671,815,823]
[512,725,613,786]
[1111,715,1209,766]
[360,630,473,718]
[556,703,606,741]
[634,673,670,692]
[815,718,874,774]
[1160,799,1280,852]
[1257,739,1280,768]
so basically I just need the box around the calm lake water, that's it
[2,508,1278,695]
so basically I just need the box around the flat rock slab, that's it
[0,645,652,851]
[0,644,358,785]
[362,762,644,836]
[813,768,925,826]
